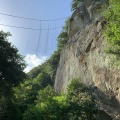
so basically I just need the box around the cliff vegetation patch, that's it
[104,0,120,66]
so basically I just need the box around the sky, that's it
[0,0,72,72]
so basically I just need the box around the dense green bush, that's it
[23,86,70,120]
[66,79,97,120]
[104,0,120,55]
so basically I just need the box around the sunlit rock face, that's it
[68,0,108,37]
[54,0,120,119]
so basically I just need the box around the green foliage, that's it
[66,79,97,120]
[23,86,70,120]
[57,18,69,51]
[14,79,34,113]
[0,31,26,119]
[19,16,69,119]
[27,62,47,78]
[23,105,42,120]
[0,31,26,93]
[14,49,59,116]
[45,50,60,80]
[27,50,60,85]
[104,0,120,56]
[0,100,22,120]
[35,71,53,88]
[35,85,55,103]
[14,71,53,114]
[57,32,68,50]
[22,79,97,120]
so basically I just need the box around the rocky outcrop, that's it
[54,0,120,119]
[68,0,107,37]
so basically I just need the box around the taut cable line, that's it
[45,21,49,54]
[26,19,32,53]
[0,12,69,21]
[0,23,64,31]
[36,20,41,55]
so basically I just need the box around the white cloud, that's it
[24,54,48,73]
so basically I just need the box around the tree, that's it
[23,86,70,120]
[14,71,53,114]
[0,31,26,94]
[0,31,26,119]
[67,79,97,120]
[35,85,55,103]
[45,50,60,80]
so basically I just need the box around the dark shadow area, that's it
[97,110,112,120]
[91,86,120,120]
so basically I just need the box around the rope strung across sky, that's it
[0,12,69,30]
[44,21,48,54]
[36,20,42,55]
[0,23,64,30]
[0,12,69,56]
[26,19,32,52]
[0,12,69,22]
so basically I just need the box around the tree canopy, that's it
[0,31,26,119]
[22,79,97,120]
[0,31,26,94]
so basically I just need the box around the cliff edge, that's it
[55,0,120,119]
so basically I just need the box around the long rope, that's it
[54,20,57,51]
[0,12,69,21]
[51,28,54,53]
[0,23,63,31]
[26,20,32,53]
[0,13,69,56]
[45,21,49,55]
[36,20,41,55]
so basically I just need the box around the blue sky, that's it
[0,0,72,72]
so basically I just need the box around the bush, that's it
[67,78,97,120]
[104,0,120,56]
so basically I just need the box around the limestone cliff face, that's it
[54,0,120,120]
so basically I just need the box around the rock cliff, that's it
[54,0,120,119]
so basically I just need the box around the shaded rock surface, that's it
[54,0,120,119]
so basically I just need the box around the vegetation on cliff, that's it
[104,0,120,55]
[103,0,120,67]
